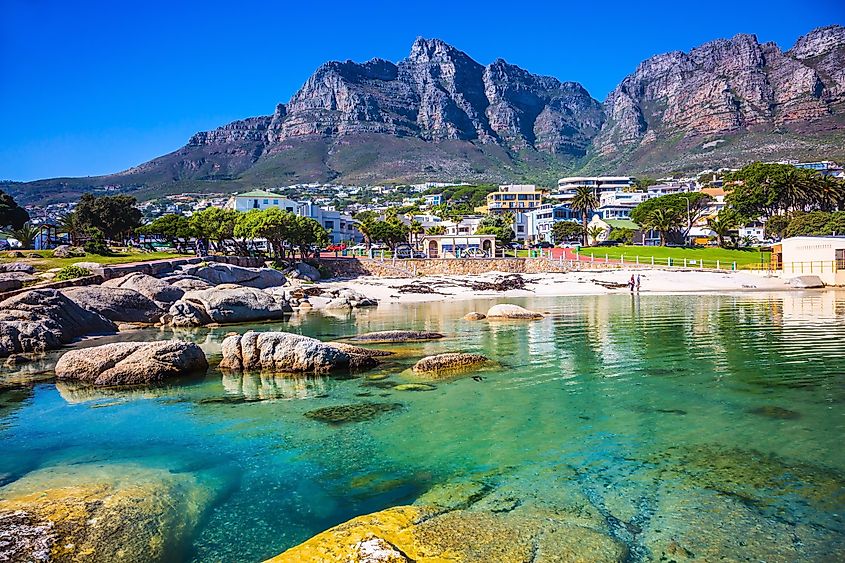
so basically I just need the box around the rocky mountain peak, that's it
[789,24,845,59]
[407,37,471,65]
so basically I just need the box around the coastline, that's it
[318,269,797,305]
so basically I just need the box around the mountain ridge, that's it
[6,26,845,205]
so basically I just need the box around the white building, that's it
[555,176,633,202]
[519,205,582,242]
[598,191,651,220]
[645,181,696,197]
[738,222,765,242]
[225,190,360,244]
[776,236,845,286]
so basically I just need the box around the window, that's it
[263,199,269,204]
[273,199,279,205]
[253,199,259,209]
[286,207,294,212]
[324,221,334,229]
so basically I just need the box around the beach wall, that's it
[321,257,575,278]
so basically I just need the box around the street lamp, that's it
[680,195,692,244]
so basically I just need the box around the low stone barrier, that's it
[0,275,105,300]
[321,257,572,278]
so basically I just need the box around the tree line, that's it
[139,207,329,259]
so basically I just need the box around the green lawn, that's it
[574,245,770,269]
[0,250,187,272]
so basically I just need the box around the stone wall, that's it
[321,257,576,278]
[94,255,266,280]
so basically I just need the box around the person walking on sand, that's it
[629,274,635,292]
[636,274,641,292]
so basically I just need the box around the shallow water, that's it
[2,291,845,561]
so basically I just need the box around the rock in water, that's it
[325,342,394,357]
[102,272,184,305]
[266,505,626,562]
[178,263,287,288]
[62,286,163,323]
[412,353,489,376]
[0,463,213,563]
[220,331,377,373]
[463,312,486,321]
[0,289,116,357]
[168,286,290,325]
[303,402,402,424]
[485,304,544,320]
[352,331,445,343]
[55,341,208,386]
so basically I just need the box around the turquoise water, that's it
[1,292,844,561]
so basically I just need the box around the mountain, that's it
[586,25,845,172]
[6,26,845,205]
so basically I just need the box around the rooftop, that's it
[236,190,284,198]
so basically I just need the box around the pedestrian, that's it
[629,274,635,292]
[636,274,641,292]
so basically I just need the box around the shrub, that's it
[56,265,92,281]
[83,227,110,255]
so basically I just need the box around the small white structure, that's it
[421,235,496,258]
[777,236,845,286]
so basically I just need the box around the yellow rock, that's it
[0,463,212,563]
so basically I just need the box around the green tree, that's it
[630,192,711,241]
[426,225,447,236]
[290,215,330,259]
[643,208,682,246]
[586,225,605,245]
[137,214,194,245]
[551,221,583,243]
[73,194,142,242]
[476,213,514,245]
[569,187,599,241]
[2,222,39,250]
[784,211,845,238]
[190,207,239,252]
[706,209,740,248]
[0,189,29,229]
[408,220,424,246]
[369,218,410,250]
[234,208,291,259]
[763,215,790,240]
[57,212,86,246]
[724,162,822,218]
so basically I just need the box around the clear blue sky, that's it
[1,0,842,181]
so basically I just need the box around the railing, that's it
[781,261,842,274]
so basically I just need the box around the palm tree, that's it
[3,222,40,250]
[357,217,376,250]
[586,225,605,245]
[408,220,424,246]
[57,212,85,246]
[706,212,738,248]
[644,208,681,246]
[426,225,446,236]
[570,186,599,242]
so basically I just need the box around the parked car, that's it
[0,239,10,251]
[506,242,525,250]
[464,247,489,258]
[324,243,346,252]
[395,244,427,259]
[531,241,554,249]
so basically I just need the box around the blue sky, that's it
[1,0,842,181]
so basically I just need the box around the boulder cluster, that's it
[0,262,382,359]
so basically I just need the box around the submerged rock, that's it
[0,289,116,357]
[267,505,626,562]
[0,463,213,563]
[394,383,437,391]
[747,405,802,419]
[62,286,162,324]
[55,341,208,386]
[325,342,394,357]
[485,304,544,320]
[412,353,489,376]
[352,331,444,343]
[303,402,402,424]
[463,312,486,321]
[220,331,377,373]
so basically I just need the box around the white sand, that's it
[319,269,793,305]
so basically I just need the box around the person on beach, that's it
[629,274,635,292]
[636,275,641,292]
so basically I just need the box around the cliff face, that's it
[7,26,845,205]
[183,37,604,160]
[592,26,845,165]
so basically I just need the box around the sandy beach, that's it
[318,268,794,305]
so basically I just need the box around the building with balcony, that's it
[555,176,633,202]
[486,184,546,214]
[519,205,581,242]
[598,191,651,220]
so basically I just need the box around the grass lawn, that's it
[0,250,188,272]
[574,245,771,268]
